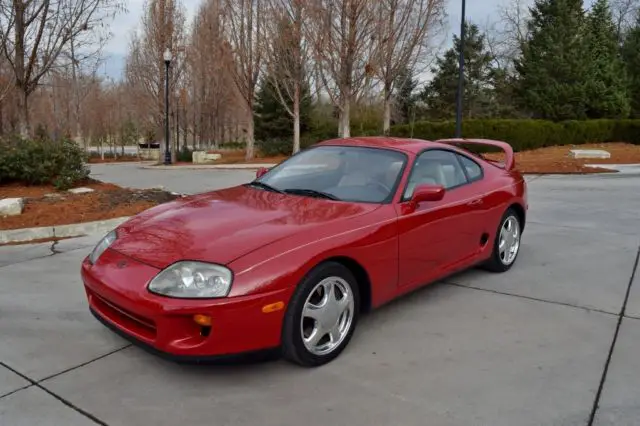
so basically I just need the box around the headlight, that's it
[89,230,117,264]
[147,261,233,298]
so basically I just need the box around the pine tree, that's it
[420,22,495,119]
[254,77,312,142]
[622,10,640,117]
[583,0,630,118]
[394,67,418,124]
[514,0,590,120]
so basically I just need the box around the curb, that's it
[139,163,276,170]
[0,216,130,244]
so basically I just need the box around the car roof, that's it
[314,136,449,154]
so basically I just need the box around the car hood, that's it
[110,185,378,269]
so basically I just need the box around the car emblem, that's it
[116,260,128,269]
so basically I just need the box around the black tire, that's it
[281,261,360,367]
[482,207,522,273]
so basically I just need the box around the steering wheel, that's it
[368,180,392,194]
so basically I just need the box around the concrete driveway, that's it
[1,166,639,426]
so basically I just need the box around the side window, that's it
[403,149,468,199]
[457,154,483,182]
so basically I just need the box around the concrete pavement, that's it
[1,169,639,426]
[89,162,256,195]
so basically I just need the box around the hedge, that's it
[0,136,90,190]
[257,118,640,155]
[390,119,640,152]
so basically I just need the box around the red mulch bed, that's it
[0,179,179,230]
[87,156,141,164]
[482,142,640,174]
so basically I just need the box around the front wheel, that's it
[281,262,360,367]
[483,208,522,273]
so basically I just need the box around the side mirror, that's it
[256,167,269,179]
[411,183,445,203]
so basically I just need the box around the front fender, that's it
[226,205,399,308]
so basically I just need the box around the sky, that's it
[98,0,597,81]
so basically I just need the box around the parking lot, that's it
[1,164,639,426]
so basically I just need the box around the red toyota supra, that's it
[81,136,527,367]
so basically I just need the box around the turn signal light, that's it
[193,314,212,326]
[262,301,285,313]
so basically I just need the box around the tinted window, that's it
[457,154,483,182]
[403,149,468,199]
[257,146,407,203]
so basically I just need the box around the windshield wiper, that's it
[283,188,341,201]
[247,181,284,194]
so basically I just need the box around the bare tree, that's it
[0,0,123,137]
[306,0,377,138]
[611,0,640,39]
[222,0,264,160]
[370,0,446,134]
[263,0,310,153]
[63,20,108,149]
[188,0,245,150]
[125,0,187,161]
[484,0,530,73]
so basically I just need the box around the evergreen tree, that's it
[420,22,495,119]
[622,10,640,117]
[394,66,418,124]
[254,77,312,142]
[514,0,590,120]
[583,0,630,118]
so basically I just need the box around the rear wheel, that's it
[483,208,522,272]
[282,262,360,367]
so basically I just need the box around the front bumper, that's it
[81,248,293,360]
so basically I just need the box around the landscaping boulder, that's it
[0,198,24,216]
[192,151,222,164]
[569,149,611,159]
[68,187,95,194]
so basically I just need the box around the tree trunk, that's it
[339,99,351,138]
[292,83,301,154]
[17,89,29,138]
[245,118,255,160]
[383,86,392,136]
[70,40,83,149]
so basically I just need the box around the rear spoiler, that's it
[435,138,515,171]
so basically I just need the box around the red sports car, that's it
[81,136,527,367]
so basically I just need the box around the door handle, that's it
[467,198,483,206]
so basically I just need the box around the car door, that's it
[453,151,492,253]
[395,149,478,290]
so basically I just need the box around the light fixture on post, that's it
[163,48,172,165]
[455,0,466,138]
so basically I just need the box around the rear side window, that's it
[457,154,483,182]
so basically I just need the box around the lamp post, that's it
[163,48,172,165]
[455,0,466,138]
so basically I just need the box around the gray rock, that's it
[67,187,94,194]
[569,149,611,159]
[0,198,24,216]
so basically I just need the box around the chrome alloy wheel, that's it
[300,276,355,356]
[499,215,521,265]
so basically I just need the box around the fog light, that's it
[193,314,212,326]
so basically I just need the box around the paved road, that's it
[1,169,639,426]
[89,162,256,194]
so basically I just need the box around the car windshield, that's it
[252,145,407,203]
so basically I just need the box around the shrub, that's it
[258,118,640,157]
[177,145,193,162]
[0,136,90,190]
[390,118,640,151]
